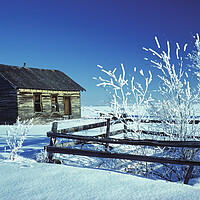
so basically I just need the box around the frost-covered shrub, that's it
[5,117,33,161]
[92,34,200,182]
[94,63,153,139]
[188,33,200,73]
[142,34,200,181]
[144,35,200,140]
[36,149,49,163]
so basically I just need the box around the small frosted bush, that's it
[5,117,33,161]
[36,149,49,163]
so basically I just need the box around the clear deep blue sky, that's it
[0,0,199,105]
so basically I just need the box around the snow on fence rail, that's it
[44,119,200,184]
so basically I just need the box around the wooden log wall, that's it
[17,89,81,120]
[70,95,81,118]
[0,76,18,124]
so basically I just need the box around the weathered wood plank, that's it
[55,141,83,148]
[0,76,18,124]
[48,122,58,160]
[45,146,200,166]
[16,89,82,119]
[126,118,200,124]
[184,165,194,184]
[47,132,200,148]
[140,130,200,139]
[105,118,110,151]
[59,121,107,134]
[18,89,80,96]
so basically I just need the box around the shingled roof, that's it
[0,64,85,92]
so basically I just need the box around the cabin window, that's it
[51,95,59,112]
[34,94,43,112]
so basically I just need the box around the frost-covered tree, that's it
[142,35,200,182]
[93,63,153,138]
[144,36,200,141]
[92,34,200,182]
[188,33,200,74]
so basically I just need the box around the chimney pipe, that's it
[23,63,26,68]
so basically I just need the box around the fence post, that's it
[123,114,128,138]
[48,121,58,161]
[105,118,110,152]
[52,121,58,132]
[184,165,194,184]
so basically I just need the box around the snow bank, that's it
[0,109,200,199]
[0,160,200,200]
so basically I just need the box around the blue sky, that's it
[0,0,199,105]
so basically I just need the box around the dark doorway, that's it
[34,94,42,112]
[64,97,71,115]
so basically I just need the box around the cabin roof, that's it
[0,64,85,92]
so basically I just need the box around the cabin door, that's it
[64,97,71,115]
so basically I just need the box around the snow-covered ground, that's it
[1,161,200,200]
[0,106,200,200]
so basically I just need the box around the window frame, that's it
[33,93,43,112]
[51,94,59,112]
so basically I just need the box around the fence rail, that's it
[47,132,200,148]
[45,119,200,184]
[46,146,200,167]
[59,121,107,134]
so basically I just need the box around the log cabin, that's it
[0,64,85,124]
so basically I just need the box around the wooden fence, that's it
[44,118,200,184]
